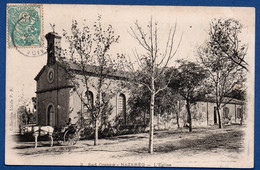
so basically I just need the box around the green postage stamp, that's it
[7,4,42,47]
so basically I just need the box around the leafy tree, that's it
[17,106,28,126]
[168,60,208,132]
[61,15,123,145]
[198,18,246,128]
[129,17,182,153]
[17,106,35,126]
[224,89,246,101]
[17,97,37,130]
[127,84,150,126]
[127,77,180,129]
[154,87,181,129]
[206,18,248,71]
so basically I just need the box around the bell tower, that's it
[45,32,61,65]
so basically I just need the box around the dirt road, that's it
[11,125,246,167]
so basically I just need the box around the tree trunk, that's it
[186,100,192,132]
[144,111,146,126]
[176,112,180,129]
[94,84,102,146]
[177,101,180,128]
[217,105,223,128]
[94,118,98,146]
[157,112,160,130]
[149,81,155,154]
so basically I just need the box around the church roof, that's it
[34,66,46,81]
[60,60,131,80]
[199,96,245,105]
[34,60,131,81]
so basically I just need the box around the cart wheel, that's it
[72,133,79,145]
[63,130,72,146]
[56,136,64,145]
[53,133,63,145]
[64,130,79,146]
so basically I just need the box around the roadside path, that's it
[12,125,246,167]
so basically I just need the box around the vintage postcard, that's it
[5,4,255,168]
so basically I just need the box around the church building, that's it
[34,31,245,133]
[34,32,130,129]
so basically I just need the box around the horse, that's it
[32,126,54,148]
[21,125,54,148]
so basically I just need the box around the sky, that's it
[6,5,255,111]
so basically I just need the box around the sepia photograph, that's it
[5,4,255,168]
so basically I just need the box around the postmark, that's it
[7,4,43,48]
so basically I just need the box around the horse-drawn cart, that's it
[20,123,82,148]
[53,124,81,146]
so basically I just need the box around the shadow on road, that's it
[135,129,244,154]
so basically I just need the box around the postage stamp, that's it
[7,4,43,48]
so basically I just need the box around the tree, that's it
[32,97,37,110]
[129,17,182,153]
[155,87,181,130]
[61,15,122,145]
[17,97,37,130]
[207,18,248,71]
[17,106,29,126]
[168,61,208,132]
[127,84,150,126]
[198,18,246,128]
[127,77,180,129]
[225,89,246,101]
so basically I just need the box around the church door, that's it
[47,105,55,126]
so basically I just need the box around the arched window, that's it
[85,91,94,109]
[47,104,55,126]
[223,107,229,119]
[118,94,126,125]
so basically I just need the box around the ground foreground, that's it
[10,125,247,167]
